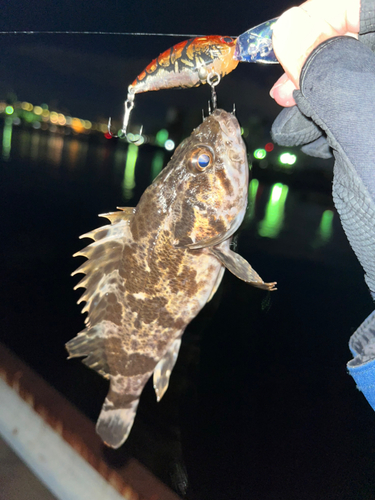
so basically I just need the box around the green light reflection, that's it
[123,144,138,199]
[318,209,334,243]
[246,178,259,222]
[258,183,289,238]
[2,117,13,160]
[151,151,164,181]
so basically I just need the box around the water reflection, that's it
[30,131,40,161]
[151,150,164,182]
[258,182,289,238]
[2,118,12,161]
[3,120,372,500]
[18,130,31,159]
[0,124,337,252]
[1,121,93,171]
[47,135,64,167]
[67,138,89,170]
[246,178,259,223]
[315,209,334,246]
[123,144,138,200]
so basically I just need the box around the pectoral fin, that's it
[153,338,182,402]
[209,246,277,291]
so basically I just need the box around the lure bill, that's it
[234,18,279,64]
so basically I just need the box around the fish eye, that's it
[190,146,214,172]
[198,154,210,168]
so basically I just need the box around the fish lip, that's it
[211,109,245,163]
[212,109,242,144]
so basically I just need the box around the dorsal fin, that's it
[78,207,136,241]
[66,207,135,377]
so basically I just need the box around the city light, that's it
[21,102,33,111]
[0,100,107,136]
[155,129,168,147]
[57,114,66,126]
[254,148,266,160]
[50,111,59,124]
[164,139,175,151]
[279,152,297,166]
[71,118,84,133]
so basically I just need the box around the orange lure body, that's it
[130,35,239,94]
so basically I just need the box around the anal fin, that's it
[153,338,182,402]
[209,246,277,291]
[65,327,110,379]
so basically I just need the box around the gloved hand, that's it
[271,106,331,159]
[269,0,375,415]
[270,0,364,157]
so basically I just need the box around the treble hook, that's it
[107,87,144,145]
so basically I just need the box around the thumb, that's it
[270,73,298,107]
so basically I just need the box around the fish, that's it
[66,108,276,449]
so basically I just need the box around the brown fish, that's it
[66,109,276,449]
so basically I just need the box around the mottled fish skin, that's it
[66,109,275,449]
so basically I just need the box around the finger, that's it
[270,73,297,107]
[300,0,360,34]
[272,7,339,87]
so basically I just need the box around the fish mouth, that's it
[211,109,244,162]
[212,109,242,144]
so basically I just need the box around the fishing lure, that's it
[112,35,239,141]
[110,18,279,141]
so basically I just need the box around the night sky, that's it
[0,0,293,130]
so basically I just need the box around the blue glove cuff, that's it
[347,310,375,411]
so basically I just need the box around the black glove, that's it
[270,0,375,158]
[271,105,332,159]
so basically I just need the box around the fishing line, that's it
[0,30,222,37]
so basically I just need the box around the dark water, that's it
[1,123,375,500]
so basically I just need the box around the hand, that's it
[270,0,360,107]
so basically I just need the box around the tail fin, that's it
[96,397,140,449]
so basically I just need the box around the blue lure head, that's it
[234,18,279,64]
